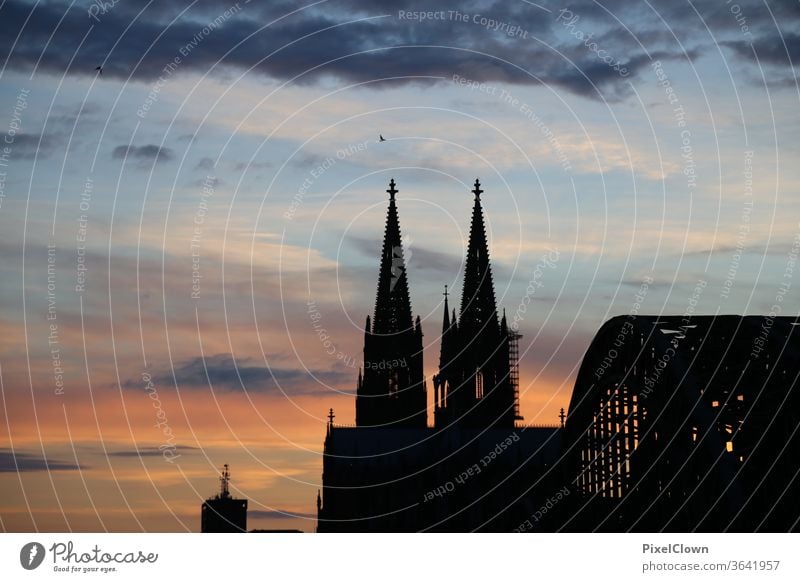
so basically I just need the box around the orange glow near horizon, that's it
[1,352,572,532]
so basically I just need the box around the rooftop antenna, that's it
[219,463,230,498]
[327,408,335,436]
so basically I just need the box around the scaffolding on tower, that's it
[509,330,524,421]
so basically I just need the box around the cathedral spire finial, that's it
[387,178,398,201]
[472,178,483,199]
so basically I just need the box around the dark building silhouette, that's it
[201,464,248,533]
[318,179,560,532]
[317,422,561,532]
[558,315,800,532]
[317,178,800,532]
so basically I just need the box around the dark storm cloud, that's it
[0,0,745,101]
[111,144,174,164]
[723,32,800,67]
[0,449,84,472]
[7,132,63,159]
[127,353,351,394]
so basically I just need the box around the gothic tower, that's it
[434,179,516,428]
[355,179,427,428]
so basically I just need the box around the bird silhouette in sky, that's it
[95,66,103,75]
[379,134,386,142]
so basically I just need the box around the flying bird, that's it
[95,66,103,75]
[379,134,386,142]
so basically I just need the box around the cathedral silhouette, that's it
[355,178,518,431]
[317,179,563,532]
[316,178,800,532]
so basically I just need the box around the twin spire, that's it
[356,177,501,429]
[371,177,494,337]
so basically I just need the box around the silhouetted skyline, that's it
[318,181,800,531]
[1,0,798,533]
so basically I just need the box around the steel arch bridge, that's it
[560,315,800,532]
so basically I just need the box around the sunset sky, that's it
[1,0,798,532]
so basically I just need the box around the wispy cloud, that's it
[111,144,174,166]
[106,445,199,458]
[126,353,352,395]
[0,449,85,472]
